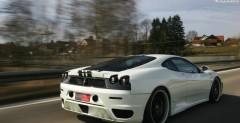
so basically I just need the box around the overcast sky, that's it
[0,0,240,43]
[138,0,240,39]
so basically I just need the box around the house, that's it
[192,35,208,47]
[224,38,240,47]
[83,35,104,55]
[84,36,97,47]
[192,35,224,47]
[55,41,78,54]
[77,40,88,46]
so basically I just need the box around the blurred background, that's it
[0,0,240,102]
[0,0,240,68]
[0,0,143,68]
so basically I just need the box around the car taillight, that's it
[109,75,130,85]
[61,72,68,82]
[108,75,131,90]
[109,75,118,84]
[119,75,130,85]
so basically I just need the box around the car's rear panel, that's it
[60,83,150,122]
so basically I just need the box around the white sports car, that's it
[60,54,223,123]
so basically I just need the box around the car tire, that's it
[209,77,222,103]
[143,87,169,123]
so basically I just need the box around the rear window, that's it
[85,56,156,72]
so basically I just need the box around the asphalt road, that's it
[0,68,240,123]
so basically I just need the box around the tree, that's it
[149,18,161,53]
[132,41,144,54]
[186,30,198,42]
[64,30,75,41]
[163,16,174,54]
[93,0,137,40]
[2,0,35,43]
[2,0,57,44]
[167,16,173,40]
[140,19,151,53]
[148,15,185,55]
[67,0,137,40]
[159,18,168,53]
[65,0,138,56]
[140,19,151,40]
[171,15,185,41]
[169,15,185,54]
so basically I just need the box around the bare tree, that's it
[92,0,137,40]
[186,30,198,42]
[2,0,57,44]
[140,18,151,42]
[140,18,151,53]
[2,0,35,43]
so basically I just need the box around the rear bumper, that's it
[60,83,150,123]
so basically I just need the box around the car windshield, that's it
[85,56,156,72]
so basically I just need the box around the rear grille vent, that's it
[69,77,84,85]
[69,77,106,88]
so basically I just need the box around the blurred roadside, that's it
[1,60,240,104]
[196,61,240,71]
[0,79,60,104]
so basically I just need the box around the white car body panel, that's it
[60,54,222,123]
[61,83,150,122]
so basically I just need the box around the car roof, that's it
[126,54,181,69]
[143,54,180,60]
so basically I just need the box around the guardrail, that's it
[1,61,240,84]
[0,61,240,103]
[0,69,66,84]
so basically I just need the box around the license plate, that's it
[81,94,91,102]
[75,93,91,102]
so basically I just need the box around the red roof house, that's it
[191,35,224,46]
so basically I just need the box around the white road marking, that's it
[0,67,239,111]
[0,97,60,111]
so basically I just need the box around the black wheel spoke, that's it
[209,78,222,103]
[151,91,168,123]
[144,89,169,123]
[213,82,220,100]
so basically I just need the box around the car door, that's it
[170,58,211,104]
[162,59,187,111]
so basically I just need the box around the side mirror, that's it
[202,66,209,71]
